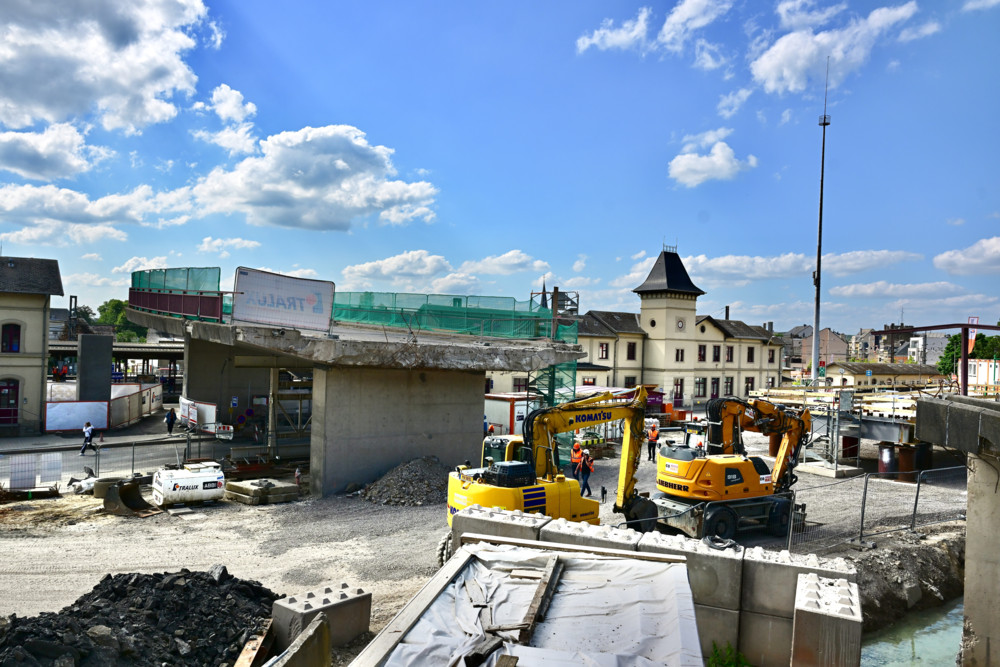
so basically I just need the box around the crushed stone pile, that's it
[362,456,450,506]
[0,564,278,666]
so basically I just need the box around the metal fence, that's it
[787,466,967,553]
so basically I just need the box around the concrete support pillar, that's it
[77,334,113,402]
[962,453,1000,665]
[310,367,484,496]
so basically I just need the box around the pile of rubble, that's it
[362,456,450,506]
[0,565,277,666]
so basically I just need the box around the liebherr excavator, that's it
[446,387,647,526]
[615,396,811,540]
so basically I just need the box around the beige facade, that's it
[0,257,63,434]
[823,361,944,388]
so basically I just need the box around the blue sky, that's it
[1,0,998,334]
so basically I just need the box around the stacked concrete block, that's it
[451,506,552,548]
[271,583,371,650]
[538,518,642,551]
[225,479,299,505]
[739,547,855,666]
[637,532,744,656]
[791,573,862,667]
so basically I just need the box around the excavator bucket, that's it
[103,480,161,517]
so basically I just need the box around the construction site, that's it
[0,259,995,666]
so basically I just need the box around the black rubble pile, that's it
[0,564,278,666]
[361,456,450,506]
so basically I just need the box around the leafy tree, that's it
[75,304,96,324]
[97,298,148,342]
[937,333,1000,376]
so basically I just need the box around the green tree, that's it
[97,298,148,342]
[937,333,1000,376]
[75,304,96,324]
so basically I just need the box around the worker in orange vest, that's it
[570,442,583,481]
[647,422,659,461]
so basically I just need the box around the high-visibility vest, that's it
[650,425,659,441]
[571,445,583,464]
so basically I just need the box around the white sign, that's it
[232,267,335,331]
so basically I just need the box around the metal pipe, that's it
[858,473,870,542]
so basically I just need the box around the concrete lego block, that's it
[638,531,744,610]
[451,505,552,547]
[741,547,855,618]
[791,573,862,667]
[694,604,739,659]
[272,583,371,650]
[225,479,299,505]
[738,610,793,667]
[538,518,642,551]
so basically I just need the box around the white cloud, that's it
[0,183,159,226]
[193,123,258,156]
[112,256,168,274]
[824,249,922,275]
[610,255,656,288]
[0,124,113,180]
[694,39,727,70]
[680,127,733,152]
[0,219,127,246]
[254,266,318,279]
[63,272,129,288]
[630,250,647,261]
[776,0,847,30]
[717,88,753,118]
[197,236,261,258]
[192,125,437,229]
[430,272,480,294]
[81,253,102,261]
[829,281,963,298]
[577,7,652,54]
[750,2,918,95]
[342,250,453,286]
[933,237,1000,275]
[0,0,206,133]
[205,20,225,49]
[573,255,587,272]
[899,21,940,42]
[561,276,599,289]
[780,109,793,125]
[657,0,733,52]
[963,0,1000,10]
[458,250,549,275]
[682,249,920,280]
[946,218,965,227]
[208,84,256,124]
[668,141,757,187]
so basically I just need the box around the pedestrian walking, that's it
[577,449,594,497]
[569,442,583,481]
[79,421,97,455]
[164,407,177,435]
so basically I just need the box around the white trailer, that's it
[484,393,531,436]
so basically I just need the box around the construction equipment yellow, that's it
[615,396,811,540]
[446,387,647,526]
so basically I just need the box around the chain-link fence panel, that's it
[788,476,867,554]
[857,472,924,541]
[912,466,967,529]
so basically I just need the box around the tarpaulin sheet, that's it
[383,544,702,666]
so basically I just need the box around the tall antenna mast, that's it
[811,57,831,386]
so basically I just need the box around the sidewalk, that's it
[0,407,187,454]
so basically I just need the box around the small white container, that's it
[152,462,225,506]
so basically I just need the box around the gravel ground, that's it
[0,418,968,662]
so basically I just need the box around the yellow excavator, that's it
[446,387,647,526]
[615,396,811,540]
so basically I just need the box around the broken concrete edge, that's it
[272,583,372,652]
[915,396,1000,457]
[740,546,856,619]
[269,612,330,667]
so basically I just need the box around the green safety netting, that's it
[333,291,577,343]
[131,267,221,292]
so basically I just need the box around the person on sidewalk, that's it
[165,408,177,435]
[577,449,595,497]
[647,422,659,461]
[79,421,97,455]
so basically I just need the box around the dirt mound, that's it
[837,523,965,633]
[0,565,277,666]
[362,456,450,506]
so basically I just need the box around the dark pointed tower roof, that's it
[633,246,704,296]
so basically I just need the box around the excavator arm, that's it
[522,387,647,481]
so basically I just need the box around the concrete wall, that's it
[963,453,999,666]
[77,334,113,402]
[184,337,271,409]
[311,366,484,496]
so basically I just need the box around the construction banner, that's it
[968,316,979,354]
[232,267,335,331]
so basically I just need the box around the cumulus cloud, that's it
[458,250,549,276]
[63,272,130,290]
[81,253,102,261]
[192,125,437,229]
[963,0,1000,9]
[823,249,922,275]
[197,236,261,258]
[657,0,733,52]
[0,219,127,246]
[208,84,256,124]
[573,255,587,272]
[668,141,757,187]
[342,250,452,286]
[430,272,480,294]
[254,266,318,278]
[899,21,940,41]
[610,255,657,288]
[933,237,1000,275]
[776,0,847,30]
[112,256,168,274]
[680,127,733,152]
[0,0,206,133]
[681,249,920,281]
[577,7,652,53]
[750,2,918,94]
[718,88,752,118]
[0,124,113,180]
[829,281,963,298]
[694,39,727,70]
[193,123,258,156]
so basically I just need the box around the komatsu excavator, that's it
[446,387,647,526]
[615,396,811,540]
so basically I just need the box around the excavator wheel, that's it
[703,506,738,541]
[625,497,660,533]
[767,498,792,537]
